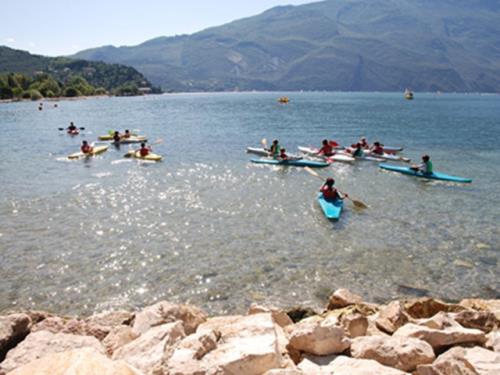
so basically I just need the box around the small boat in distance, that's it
[278,96,289,103]
[404,88,414,100]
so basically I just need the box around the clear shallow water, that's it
[0,92,499,315]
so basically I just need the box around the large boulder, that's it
[394,323,486,350]
[416,346,500,375]
[31,316,110,341]
[7,348,143,375]
[160,313,287,375]
[0,314,31,361]
[113,321,185,374]
[248,304,293,327]
[0,331,103,374]
[376,301,410,334]
[288,315,350,355]
[133,301,206,335]
[327,289,363,310]
[404,298,465,319]
[350,335,435,372]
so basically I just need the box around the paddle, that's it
[304,167,368,209]
[123,139,163,157]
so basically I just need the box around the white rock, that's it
[394,323,486,350]
[486,330,500,352]
[288,315,350,355]
[328,356,410,375]
[7,347,143,375]
[248,304,293,327]
[133,301,206,335]
[376,301,410,334]
[351,335,435,371]
[0,331,103,374]
[327,289,363,310]
[113,321,185,374]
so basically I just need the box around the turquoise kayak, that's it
[317,193,343,220]
[250,158,329,168]
[379,164,472,183]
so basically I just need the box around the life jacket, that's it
[140,148,149,157]
[81,145,92,153]
[270,144,281,157]
[423,160,433,174]
[372,145,384,155]
[319,144,333,156]
[321,185,340,200]
[353,148,364,157]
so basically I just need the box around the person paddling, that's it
[320,178,347,201]
[411,155,433,174]
[351,143,365,157]
[370,141,384,155]
[80,140,93,154]
[268,139,281,158]
[67,122,77,132]
[359,137,369,149]
[278,148,288,160]
[138,142,151,157]
[318,139,334,156]
[123,129,131,139]
[113,131,121,143]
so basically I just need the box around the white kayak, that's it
[342,149,409,162]
[246,147,302,159]
[298,146,355,163]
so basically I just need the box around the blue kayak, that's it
[317,193,343,220]
[250,158,329,168]
[379,164,472,183]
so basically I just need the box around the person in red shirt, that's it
[320,178,347,201]
[370,141,384,155]
[138,142,150,157]
[278,148,288,160]
[318,139,334,156]
[80,140,93,154]
[359,137,369,149]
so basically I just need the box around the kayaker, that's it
[80,140,93,154]
[359,137,369,149]
[318,139,334,156]
[412,155,433,174]
[278,148,288,160]
[370,141,384,155]
[113,131,121,143]
[268,139,281,158]
[320,178,347,201]
[123,129,131,139]
[138,142,150,157]
[351,143,365,157]
[67,122,77,132]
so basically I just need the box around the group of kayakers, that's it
[266,136,433,206]
[64,122,153,157]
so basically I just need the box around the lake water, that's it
[0,92,499,316]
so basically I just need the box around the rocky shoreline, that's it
[0,289,498,374]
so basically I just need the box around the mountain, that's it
[0,46,158,95]
[73,0,500,92]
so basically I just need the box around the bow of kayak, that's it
[250,158,329,168]
[317,193,343,220]
[68,145,109,159]
[379,164,472,183]
[298,146,355,163]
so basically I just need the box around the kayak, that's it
[317,193,343,220]
[380,146,404,153]
[339,150,384,162]
[67,130,79,136]
[250,158,329,168]
[117,136,147,144]
[298,146,355,163]
[367,151,410,162]
[98,133,139,141]
[125,150,162,161]
[247,147,302,159]
[68,145,109,159]
[379,164,472,183]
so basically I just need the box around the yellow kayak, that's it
[125,150,162,161]
[98,133,139,141]
[68,145,109,159]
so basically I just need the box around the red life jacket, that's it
[320,185,340,200]
[319,144,333,156]
[140,148,149,157]
[81,145,92,153]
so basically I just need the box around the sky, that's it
[2,0,313,56]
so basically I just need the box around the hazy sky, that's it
[2,0,313,56]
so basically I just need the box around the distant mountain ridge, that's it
[74,0,500,92]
